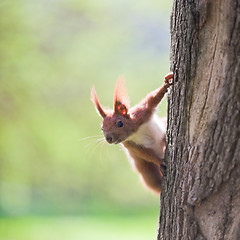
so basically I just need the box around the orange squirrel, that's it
[91,73,173,193]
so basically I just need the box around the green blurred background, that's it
[0,0,171,239]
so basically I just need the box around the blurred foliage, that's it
[0,0,171,217]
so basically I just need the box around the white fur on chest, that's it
[127,114,166,158]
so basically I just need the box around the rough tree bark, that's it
[158,1,240,240]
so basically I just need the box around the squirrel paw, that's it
[164,72,174,85]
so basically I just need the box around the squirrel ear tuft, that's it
[91,86,106,118]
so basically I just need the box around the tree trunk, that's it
[158,1,240,239]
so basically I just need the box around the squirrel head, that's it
[91,77,135,144]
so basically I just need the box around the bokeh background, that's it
[0,0,172,239]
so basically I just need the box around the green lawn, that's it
[0,214,159,240]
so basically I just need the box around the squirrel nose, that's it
[106,136,113,143]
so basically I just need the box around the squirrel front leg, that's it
[147,73,173,109]
[123,141,164,167]
[132,73,173,126]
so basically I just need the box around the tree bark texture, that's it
[158,1,240,239]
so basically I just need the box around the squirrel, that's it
[91,73,173,193]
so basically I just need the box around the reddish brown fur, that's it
[131,83,170,128]
[123,140,164,193]
[133,158,163,193]
[91,87,106,118]
[91,74,173,193]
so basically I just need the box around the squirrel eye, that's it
[101,126,103,131]
[117,121,123,127]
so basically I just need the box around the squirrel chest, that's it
[126,115,166,159]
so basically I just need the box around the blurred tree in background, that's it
[0,0,171,221]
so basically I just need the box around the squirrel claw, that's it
[164,72,174,85]
[160,163,167,176]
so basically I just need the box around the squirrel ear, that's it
[113,76,130,117]
[115,102,129,117]
[91,86,106,118]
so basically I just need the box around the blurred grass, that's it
[0,213,159,240]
